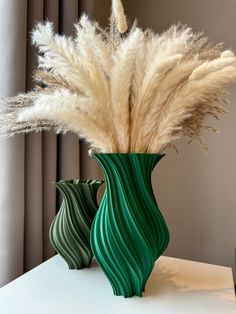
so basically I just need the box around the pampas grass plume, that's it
[112,0,128,33]
[0,0,236,154]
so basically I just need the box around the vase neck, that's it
[92,153,164,189]
[55,179,104,204]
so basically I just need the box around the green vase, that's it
[49,179,104,269]
[90,153,169,298]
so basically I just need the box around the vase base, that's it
[63,256,93,270]
[112,283,147,298]
[113,291,143,298]
[67,263,92,270]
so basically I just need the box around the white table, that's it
[0,255,235,314]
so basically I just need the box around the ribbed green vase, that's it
[49,179,104,269]
[90,153,169,298]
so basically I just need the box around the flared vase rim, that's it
[55,179,104,185]
[91,153,165,157]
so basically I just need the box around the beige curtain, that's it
[0,0,108,287]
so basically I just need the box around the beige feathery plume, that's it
[33,70,75,91]
[33,22,108,101]
[0,92,52,136]
[0,6,236,154]
[130,54,183,151]
[147,64,236,153]
[112,0,128,33]
[17,90,115,152]
[110,28,144,152]
[77,14,112,78]
[75,17,110,104]
[132,58,202,152]
[220,50,235,58]
[75,15,118,150]
[189,53,236,81]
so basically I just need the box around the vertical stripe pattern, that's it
[49,179,104,269]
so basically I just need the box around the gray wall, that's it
[124,0,236,275]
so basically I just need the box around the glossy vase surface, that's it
[90,153,169,298]
[49,179,103,269]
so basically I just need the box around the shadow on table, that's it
[144,261,235,312]
[89,256,235,312]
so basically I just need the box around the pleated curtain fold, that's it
[0,0,107,287]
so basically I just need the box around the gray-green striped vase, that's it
[49,179,104,269]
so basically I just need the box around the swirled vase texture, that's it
[49,179,103,269]
[90,154,169,298]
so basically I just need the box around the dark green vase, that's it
[49,179,104,269]
[90,154,169,298]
